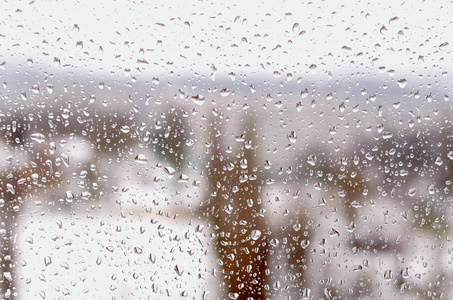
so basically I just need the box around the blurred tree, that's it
[0,130,62,299]
[150,106,187,169]
[203,116,270,299]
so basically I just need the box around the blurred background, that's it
[1,0,453,299]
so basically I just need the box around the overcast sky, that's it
[1,0,452,80]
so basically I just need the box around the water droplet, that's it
[76,41,83,50]
[120,125,130,133]
[389,16,399,24]
[345,221,356,232]
[60,153,70,167]
[135,154,148,164]
[270,238,279,247]
[191,95,205,105]
[228,293,239,300]
[328,228,340,237]
[175,264,184,276]
[352,265,362,272]
[427,184,436,195]
[296,102,303,112]
[401,267,409,278]
[300,240,310,249]
[249,230,262,241]
[302,288,311,299]
[178,174,189,183]
[439,42,449,51]
[397,79,407,88]
[287,131,297,143]
[239,158,248,169]
[31,85,40,94]
[164,166,176,178]
[307,155,316,166]
[30,133,46,144]
[365,152,374,160]
[65,191,74,203]
[46,84,54,94]
[301,89,309,98]
[384,269,393,281]
[408,188,416,197]
[44,256,52,267]
[435,157,443,166]
[448,151,453,160]
[350,201,363,208]
[149,253,156,263]
[382,131,393,139]
[220,88,230,96]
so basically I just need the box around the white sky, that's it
[1,0,452,78]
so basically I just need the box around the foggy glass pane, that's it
[1,1,452,299]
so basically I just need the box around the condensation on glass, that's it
[0,1,452,299]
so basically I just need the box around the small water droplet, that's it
[427,184,436,195]
[44,256,52,267]
[76,41,83,50]
[175,264,184,276]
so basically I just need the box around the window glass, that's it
[1,1,452,299]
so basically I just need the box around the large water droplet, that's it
[191,95,205,105]
[164,166,176,178]
[30,133,46,144]
[287,131,297,143]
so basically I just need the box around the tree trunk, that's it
[204,118,270,299]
